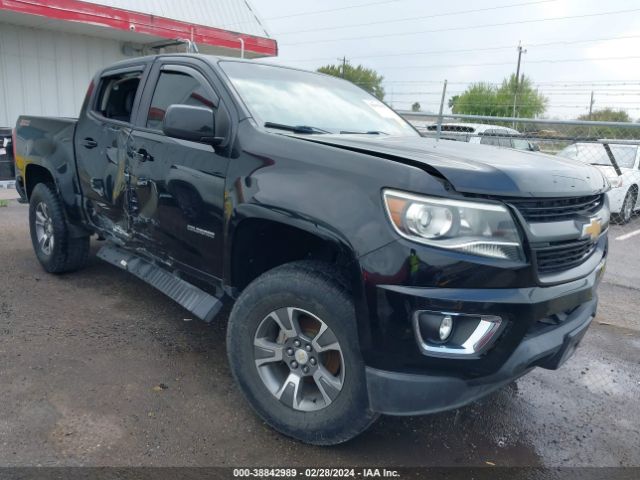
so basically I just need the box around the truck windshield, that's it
[219,61,418,137]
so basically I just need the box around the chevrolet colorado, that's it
[13,54,609,445]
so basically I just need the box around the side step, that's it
[97,245,223,322]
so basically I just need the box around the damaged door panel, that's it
[128,63,229,277]
[75,66,146,241]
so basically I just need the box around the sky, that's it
[248,0,640,119]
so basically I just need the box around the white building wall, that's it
[0,23,126,127]
[84,0,270,37]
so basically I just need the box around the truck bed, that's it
[14,115,79,213]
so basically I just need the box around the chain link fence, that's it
[400,111,640,226]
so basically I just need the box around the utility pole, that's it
[341,56,347,78]
[436,79,448,140]
[588,90,595,137]
[512,42,526,125]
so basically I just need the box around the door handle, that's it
[83,138,98,149]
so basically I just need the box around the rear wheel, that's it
[226,261,378,445]
[613,188,637,224]
[29,183,90,273]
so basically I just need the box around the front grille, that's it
[534,237,597,274]
[507,194,603,222]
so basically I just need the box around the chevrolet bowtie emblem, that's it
[582,218,602,241]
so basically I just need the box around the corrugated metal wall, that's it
[84,0,270,37]
[0,1,272,128]
[0,22,126,128]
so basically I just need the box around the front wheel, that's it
[613,188,637,225]
[226,261,378,445]
[29,183,90,273]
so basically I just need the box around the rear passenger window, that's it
[481,129,511,148]
[94,71,142,123]
[480,136,500,147]
[146,71,215,130]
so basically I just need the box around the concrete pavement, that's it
[0,201,638,467]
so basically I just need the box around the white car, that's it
[423,123,539,151]
[557,142,640,224]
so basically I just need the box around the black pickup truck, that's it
[14,54,609,445]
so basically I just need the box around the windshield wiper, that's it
[340,130,389,135]
[264,122,329,134]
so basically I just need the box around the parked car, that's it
[557,142,640,224]
[14,54,608,445]
[423,123,540,151]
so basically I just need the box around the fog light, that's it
[439,315,453,340]
[413,310,503,358]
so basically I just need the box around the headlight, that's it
[383,189,524,261]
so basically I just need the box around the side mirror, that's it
[162,104,221,145]
[530,143,540,152]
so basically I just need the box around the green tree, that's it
[317,62,385,100]
[577,108,631,122]
[496,74,547,118]
[570,108,633,140]
[450,82,501,116]
[450,74,547,118]
[411,102,421,112]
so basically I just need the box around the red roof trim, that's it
[0,0,278,56]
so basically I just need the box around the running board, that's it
[97,245,223,322]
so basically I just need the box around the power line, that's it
[265,0,402,21]
[541,91,640,96]
[368,55,640,70]
[286,34,640,63]
[276,0,555,35]
[281,7,640,46]
[215,0,404,29]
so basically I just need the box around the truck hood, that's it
[301,134,608,197]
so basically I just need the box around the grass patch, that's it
[0,199,9,207]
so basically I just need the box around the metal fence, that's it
[400,111,640,150]
[399,111,640,225]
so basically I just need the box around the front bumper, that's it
[363,255,605,415]
[366,296,595,415]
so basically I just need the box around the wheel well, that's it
[25,164,55,199]
[231,219,354,292]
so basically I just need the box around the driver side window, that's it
[146,71,215,130]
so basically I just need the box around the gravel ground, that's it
[0,199,638,468]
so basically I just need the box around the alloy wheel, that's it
[34,202,55,255]
[253,307,345,412]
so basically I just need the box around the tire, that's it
[226,260,378,445]
[612,188,637,225]
[29,183,90,273]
